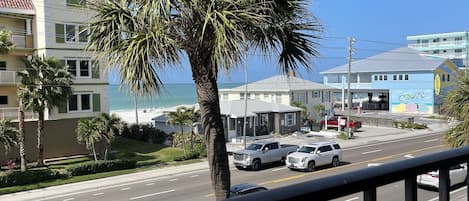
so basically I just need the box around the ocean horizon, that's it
[109,83,242,111]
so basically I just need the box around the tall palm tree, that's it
[18,55,73,167]
[0,30,14,54]
[76,119,102,161]
[0,119,18,153]
[167,107,193,155]
[443,75,469,147]
[88,0,320,199]
[95,113,123,160]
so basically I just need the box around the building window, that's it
[312,91,320,98]
[285,113,295,126]
[263,94,269,99]
[63,24,89,43]
[255,93,260,100]
[404,74,409,80]
[441,74,446,82]
[383,75,387,80]
[399,75,403,80]
[247,93,251,99]
[240,93,245,100]
[432,38,439,43]
[275,93,282,103]
[65,60,90,78]
[222,93,228,100]
[374,75,378,81]
[68,93,92,112]
[0,96,7,105]
[0,61,6,70]
[455,37,463,41]
[393,75,397,80]
[379,75,383,80]
[433,50,440,54]
[447,74,450,82]
[455,49,463,53]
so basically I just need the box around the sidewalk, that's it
[1,121,451,201]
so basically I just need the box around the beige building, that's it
[0,0,108,162]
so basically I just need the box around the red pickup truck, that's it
[319,116,362,131]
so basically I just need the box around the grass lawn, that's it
[0,137,205,195]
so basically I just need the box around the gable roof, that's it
[219,100,302,117]
[321,47,447,74]
[0,0,35,15]
[220,75,333,92]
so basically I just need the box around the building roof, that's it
[0,0,35,15]
[407,31,468,40]
[220,75,333,92]
[321,47,447,74]
[219,100,302,117]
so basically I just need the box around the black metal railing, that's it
[227,146,469,201]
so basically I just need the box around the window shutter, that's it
[58,101,67,113]
[93,94,100,112]
[55,24,65,43]
[92,60,100,79]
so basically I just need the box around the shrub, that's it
[174,152,200,161]
[336,132,349,140]
[65,160,137,176]
[0,169,64,187]
[392,120,428,130]
[121,124,167,144]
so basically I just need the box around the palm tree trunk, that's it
[190,130,194,152]
[91,141,97,161]
[36,110,45,167]
[181,126,186,155]
[189,51,230,200]
[18,98,27,172]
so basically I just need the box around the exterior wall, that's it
[433,61,459,113]
[324,73,373,90]
[277,111,301,134]
[0,86,18,108]
[222,91,290,105]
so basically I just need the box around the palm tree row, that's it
[167,106,200,155]
[88,0,321,199]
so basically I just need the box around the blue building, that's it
[321,47,459,114]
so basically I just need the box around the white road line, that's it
[362,150,382,155]
[121,187,131,191]
[169,178,178,182]
[190,175,199,178]
[345,197,359,201]
[92,193,104,196]
[367,163,383,167]
[424,139,439,143]
[129,189,176,200]
[404,154,415,158]
[272,167,287,172]
[343,132,442,151]
[428,186,467,201]
[63,198,75,201]
[146,183,155,186]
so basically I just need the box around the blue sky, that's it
[108,0,469,84]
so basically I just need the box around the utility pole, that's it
[466,31,468,77]
[346,37,355,138]
[243,56,248,149]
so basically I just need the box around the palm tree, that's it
[95,113,123,160]
[0,119,18,153]
[187,107,201,152]
[167,107,193,155]
[88,1,320,199]
[17,55,73,167]
[291,101,308,121]
[443,75,469,147]
[0,30,14,54]
[76,119,101,161]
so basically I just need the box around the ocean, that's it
[109,83,242,111]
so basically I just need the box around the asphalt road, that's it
[13,132,464,201]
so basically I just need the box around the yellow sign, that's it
[434,74,441,95]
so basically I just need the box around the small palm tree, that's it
[186,107,200,152]
[95,113,123,160]
[167,107,193,155]
[0,119,18,153]
[291,101,308,121]
[0,30,14,54]
[443,75,469,147]
[18,55,73,167]
[76,119,101,161]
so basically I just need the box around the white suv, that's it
[286,141,342,172]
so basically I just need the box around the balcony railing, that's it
[408,41,467,49]
[228,146,469,201]
[10,34,33,49]
[0,71,20,84]
[0,107,36,120]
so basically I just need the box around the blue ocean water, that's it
[109,83,242,111]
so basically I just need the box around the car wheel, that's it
[280,157,286,164]
[332,157,339,167]
[307,161,315,172]
[252,159,261,171]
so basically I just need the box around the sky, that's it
[108,0,469,85]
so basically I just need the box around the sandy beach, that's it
[111,104,199,125]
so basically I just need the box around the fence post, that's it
[439,166,450,201]
[405,174,417,201]
[364,188,376,201]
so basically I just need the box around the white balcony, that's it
[408,41,467,49]
[0,107,36,121]
[10,34,34,49]
[0,71,21,84]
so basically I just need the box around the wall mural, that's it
[391,89,433,114]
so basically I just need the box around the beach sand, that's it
[111,104,198,125]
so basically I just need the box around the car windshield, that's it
[298,146,316,153]
[246,144,263,150]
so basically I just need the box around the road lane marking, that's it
[345,197,359,201]
[362,150,382,155]
[428,186,466,201]
[92,193,104,196]
[404,154,414,158]
[129,189,175,200]
[424,139,439,143]
[190,175,199,178]
[205,193,214,197]
[343,132,442,151]
[121,187,131,191]
[258,145,446,186]
[146,183,155,186]
[169,178,178,181]
[272,167,287,172]
[367,163,383,167]
[63,198,75,201]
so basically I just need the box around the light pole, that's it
[346,37,355,138]
[242,55,248,149]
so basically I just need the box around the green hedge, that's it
[392,121,428,129]
[0,169,64,188]
[65,160,137,176]
[174,152,200,161]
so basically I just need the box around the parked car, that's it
[286,141,342,172]
[228,183,268,198]
[417,163,467,189]
[319,116,362,131]
[233,141,298,171]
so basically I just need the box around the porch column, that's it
[253,116,256,137]
[26,19,32,35]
